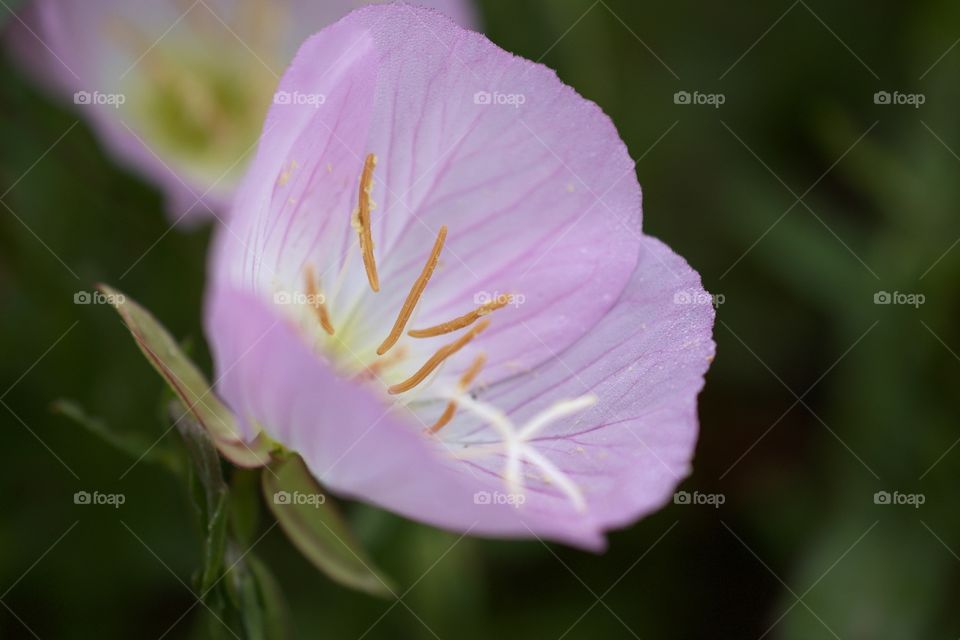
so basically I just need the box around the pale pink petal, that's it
[213,4,642,385]
[206,285,606,549]
[204,5,713,550]
[436,236,716,535]
[207,235,713,549]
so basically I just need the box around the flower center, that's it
[293,153,509,429]
[283,154,597,510]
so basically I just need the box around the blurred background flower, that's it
[1,1,959,639]
[6,0,475,222]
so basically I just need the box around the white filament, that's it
[441,389,597,512]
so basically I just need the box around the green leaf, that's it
[51,398,179,472]
[200,493,230,594]
[219,550,292,640]
[237,574,267,640]
[262,454,395,598]
[229,469,262,546]
[98,283,272,468]
[246,556,293,640]
[176,401,228,510]
[175,403,230,594]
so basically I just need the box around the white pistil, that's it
[521,447,586,512]
[445,391,597,512]
[449,393,515,441]
[518,395,598,440]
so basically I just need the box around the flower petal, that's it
[204,6,713,550]
[206,285,607,549]
[441,235,716,537]
[213,4,643,384]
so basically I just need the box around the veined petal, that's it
[211,16,381,294]
[204,5,713,550]
[212,4,642,385]
[206,286,607,549]
[437,236,716,538]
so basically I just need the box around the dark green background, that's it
[2,1,958,638]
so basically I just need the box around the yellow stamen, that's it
[377,225,448,355]
[408,296,509,339]
[304,267,335,335]
[388,319,490,395]
[354,153,380,292]
[428,353,486,433]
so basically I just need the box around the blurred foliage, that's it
[1,0,959,638]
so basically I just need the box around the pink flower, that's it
[205,4,715,550]
[6,0,475,223]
